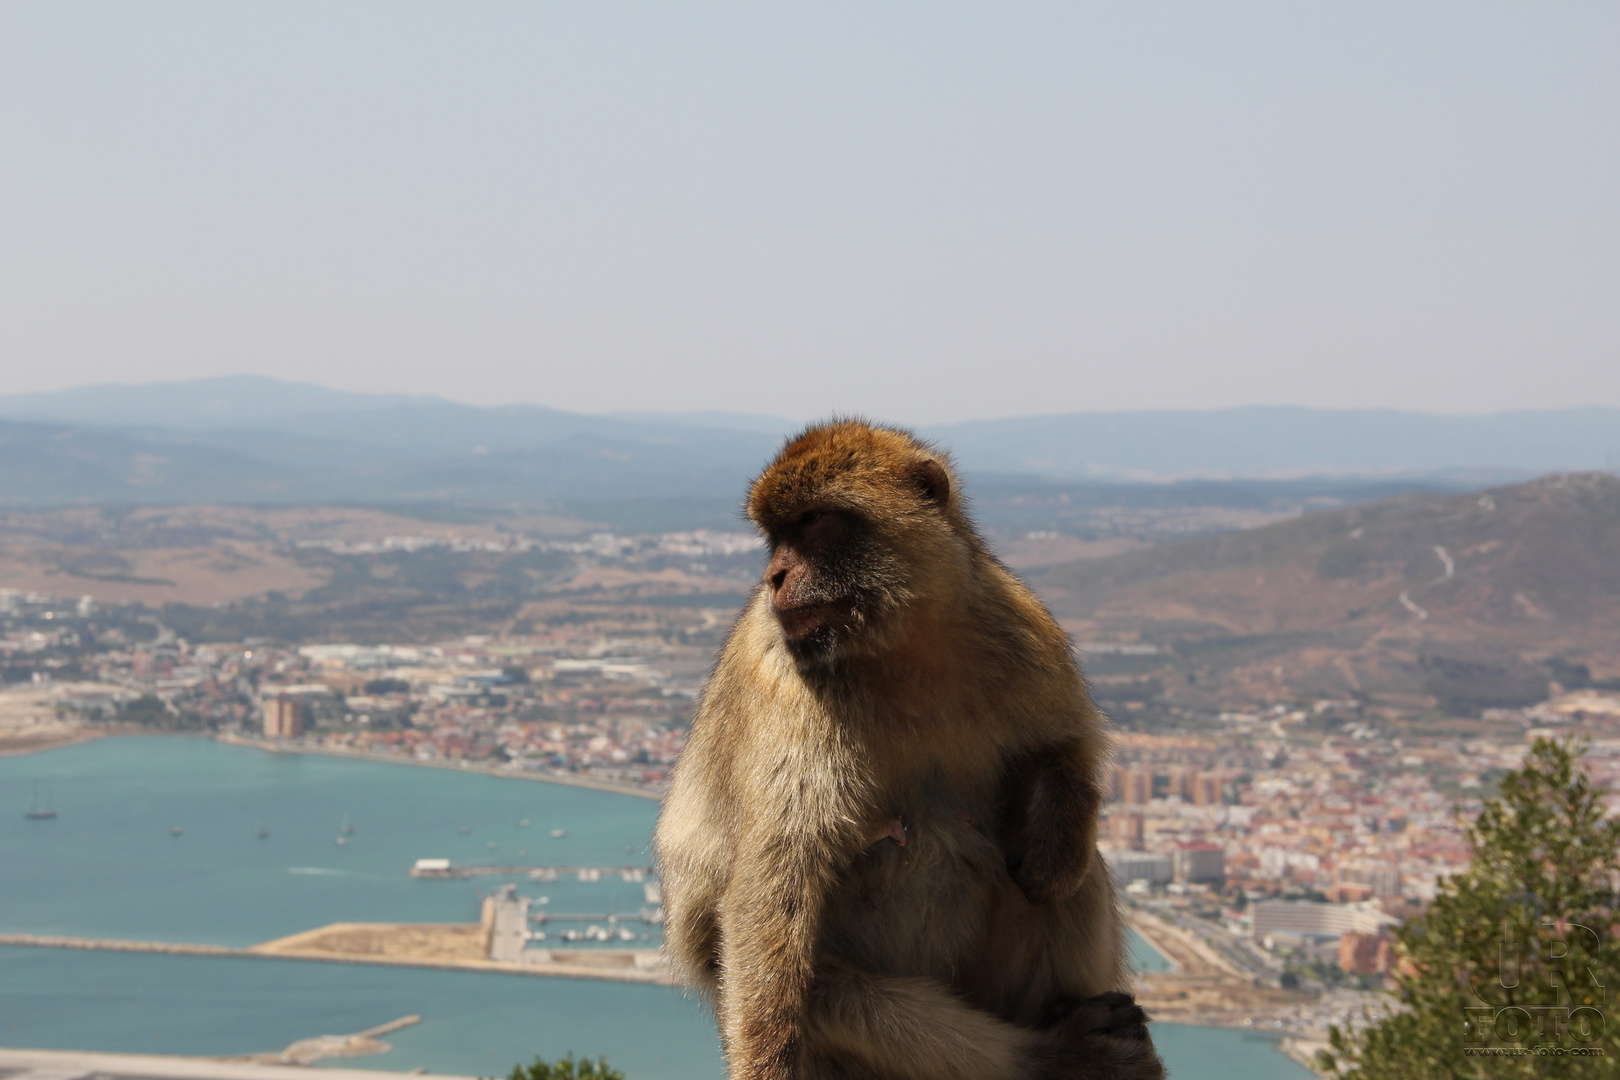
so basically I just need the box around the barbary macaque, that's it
[655,421,1163,1080]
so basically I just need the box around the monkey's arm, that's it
[715,824,851,1080]
[653,748,731,998]
[656,829,725,998]
[1001,737,1103,904]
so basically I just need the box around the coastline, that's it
[1278,1037,1330,1074]
[2,725,663,803]
[0,726,112,758]
[1128,911,1332,1076]
[214,732,663,800]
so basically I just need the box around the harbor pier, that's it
[410,859,650,881]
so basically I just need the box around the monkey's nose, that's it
[769,569,787,591]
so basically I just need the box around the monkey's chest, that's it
[818,805,1006,977]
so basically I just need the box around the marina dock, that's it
[410,859,651,880]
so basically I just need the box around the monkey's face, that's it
[763,508,905,664]
[749,421,969,666]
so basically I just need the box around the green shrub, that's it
[505,1055,624,1080]
[1318,737,1620,1079]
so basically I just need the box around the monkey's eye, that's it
[796,511,821,529]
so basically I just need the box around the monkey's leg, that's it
[803,961,1043,1080]
[804,962,1160,1080]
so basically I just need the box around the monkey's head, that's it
[747,420,974,666]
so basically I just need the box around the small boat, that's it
[487,840,497,850]
[549,828,566,838]
[171,826,183,837]
[256,826,271,840]
[458,825,472,835]
[335,836,347,846]
[340,814,355,836]
[24,782,57,821]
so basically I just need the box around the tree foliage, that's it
[1319,737,1620,1078]
[505,1055,624,1080]
[115,692,208,730]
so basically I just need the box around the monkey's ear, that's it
[907,459,951,507]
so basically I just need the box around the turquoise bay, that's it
[0,737,1309,1079]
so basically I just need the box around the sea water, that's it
[0,737,1309,1080]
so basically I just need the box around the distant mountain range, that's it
[0,379,780,508]
[0,377,1615,512]
[932,407,1620,480]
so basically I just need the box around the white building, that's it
[1104,850,1173,885]
[1251,899,1398,944]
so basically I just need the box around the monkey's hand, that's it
[1033,991,1165,1080]
[1002,745,1099,904]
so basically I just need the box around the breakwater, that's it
[237,1014,423,1066]
[0,933,239,958]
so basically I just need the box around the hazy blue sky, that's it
[2,2,1615,423]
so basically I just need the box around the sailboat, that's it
[24,781,57,820]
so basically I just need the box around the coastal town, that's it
[8,541,1620,1066]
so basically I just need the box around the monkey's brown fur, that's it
[655,421,1164,1080]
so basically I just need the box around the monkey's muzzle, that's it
[771,598,855,641]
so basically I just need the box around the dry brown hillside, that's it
[1030,473,1620,720]
[0,505,590,606]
